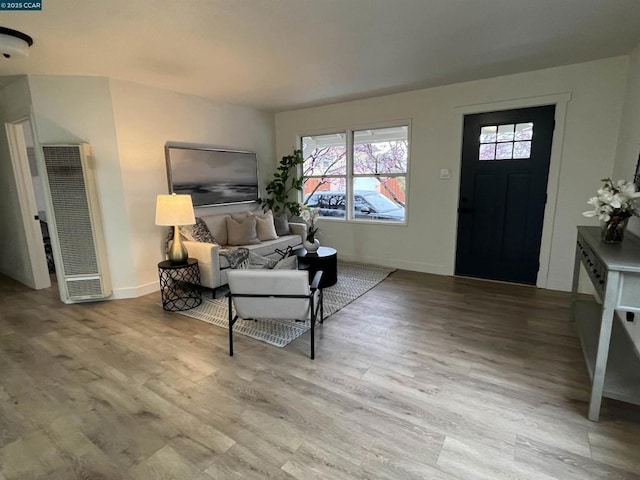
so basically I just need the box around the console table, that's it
[571,226,640,421]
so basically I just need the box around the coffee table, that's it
[295,246,337,288]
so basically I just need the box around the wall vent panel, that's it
[42,144,111,303]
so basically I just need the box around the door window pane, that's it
[479,143,496,160]
[497,124,515,142]
[496,142,513,159]
[513,141,532,159]
[515,122,533,141]
[480,126,497,143]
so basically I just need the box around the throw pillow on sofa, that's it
[254,210,279,241]
[182,217,215,243]
[230,211,251,221]
[246,251,298,270]
[273,255,298,270]
[226,215,260,246]
[273,213,291,236]
[246,251,278,269]
[202,213,230,245]
[165,217,214,252]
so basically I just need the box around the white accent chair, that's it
[226,269,324,359]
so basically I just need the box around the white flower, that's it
[299,204,320,229]
[620,182,640,199]
[583,178,640,222]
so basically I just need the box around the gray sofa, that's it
[184,211,306,290]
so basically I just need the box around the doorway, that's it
[5,118,53,290]
[21,120,55,276]
[455,105,555,285]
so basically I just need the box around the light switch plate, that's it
[440,168,451,179]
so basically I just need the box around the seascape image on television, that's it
[167,147,259,207]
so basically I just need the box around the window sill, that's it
[319,217,408,227]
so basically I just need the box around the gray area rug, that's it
[176,261,395,347]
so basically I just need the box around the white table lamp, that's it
[155,193,196,264]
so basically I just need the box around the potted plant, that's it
[262,149,304,217]
[583,178,640,243]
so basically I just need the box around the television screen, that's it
[165,145,259,207]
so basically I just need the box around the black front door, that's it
[455,105,555,285]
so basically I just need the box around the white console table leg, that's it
[571,242,581,314]
[588,270,620,421]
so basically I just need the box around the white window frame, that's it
[300,121,411,225]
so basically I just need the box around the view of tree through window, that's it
[302,126,408,222]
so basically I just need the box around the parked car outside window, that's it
[305,191,405,222]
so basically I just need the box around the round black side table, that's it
[295,246,338,288]
[158,258,202,311]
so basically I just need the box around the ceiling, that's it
[1,0,640,112]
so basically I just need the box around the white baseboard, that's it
[0,266,37,289]
[111,280,159,299]
[112,258,573,298]
[541,278,569,292]
[337,253,452,276]
[545,276,593,294]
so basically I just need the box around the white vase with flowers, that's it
[583,178,640,243]
[300,204,321,253]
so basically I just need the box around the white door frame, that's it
[454,92,571,289]
[5,118,51,290]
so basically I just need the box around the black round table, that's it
[295,246,337,288]
[157,258,202,311]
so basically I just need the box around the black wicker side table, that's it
[158,258,202,311]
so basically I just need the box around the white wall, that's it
[19,75,275,298]
[108,79,276,295]
[276,57,628,292]
[0,76,35,287]
[28,75,136,297]
[27,76,275,298]
[613,42,640,237]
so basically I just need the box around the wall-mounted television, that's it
[165,144,259,207]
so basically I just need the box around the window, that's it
[479,122,533,160]
[302,125,408,223]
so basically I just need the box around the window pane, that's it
[352,177,405,222]
[479,143,496,160]
[302,134,347,177]
[513,141,531,159]
[515,122,533,141]
[496,142,513,159]
[353,126,408,174]
[480,126,497,143]
[497,124,514,142]
[303,178,347,219]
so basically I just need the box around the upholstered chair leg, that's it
[228,295,234,356]
[310,296,315,360]
[311,316,315,360]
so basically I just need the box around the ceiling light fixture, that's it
[0,26,33,58]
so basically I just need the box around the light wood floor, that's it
[1,270,639,479]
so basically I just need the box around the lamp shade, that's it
[155,194,196,226]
